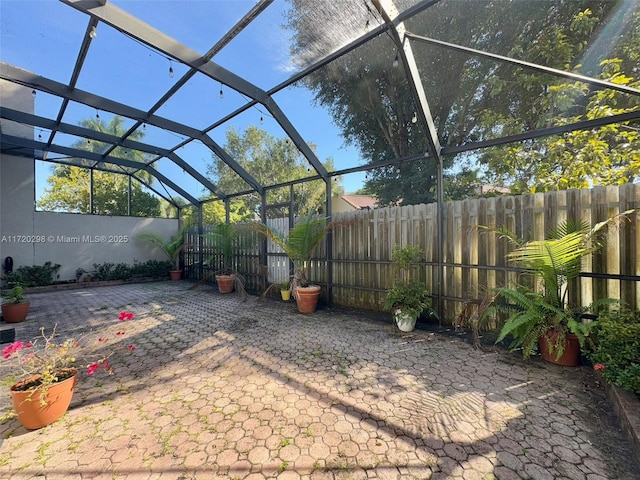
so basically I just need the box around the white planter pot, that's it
[394,309,417,332]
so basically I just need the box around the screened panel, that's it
[110,0,252,55]
[284,0,387,69]
[151,156,206,201]
[2,0,638,213]
[271,79,365,195]
[213,2,295,89]
[51,131,114,156]
[155,72,242,130]
[75,22,177,111]
[47,156,95,167]
[447,120,640,195]
[33,91,65,122]
[405,0,640,79]
[60,103,138,136]
[134,123,185,151]
[0,1,86,84]
[207,106,323,198]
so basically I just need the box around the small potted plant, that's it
[1,285,30,323]
[1,311,136,430]
[384,245,430,332]
[280,280,291,301]
[136,226,187,280]
[203,223,257,298]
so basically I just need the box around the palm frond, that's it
[491,285,575,352]
[508,232,587,273]
[476,225,524,248]
[203,223,235,263]
[548,219,590,239]
[249,214,331,290]
[481,210,636,361]
[287,215,329,263]
[136,228,186,261]
[247,221,289,255]
[203,223,258,272]
[136,232,170,259]
[508,231,588,306]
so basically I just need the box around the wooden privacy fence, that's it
[182,224,263,285]
[330,183,639,318]
[183,219,291,288]
[186,183,639,322]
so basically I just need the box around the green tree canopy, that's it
[478,32,640,193]
[179,199,249,227]
[38,166,161,216]
[37,116,162,216]
[286,0,640,202]
[207,125,343,218]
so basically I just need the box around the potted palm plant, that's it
[204,223,256,297]
[136,226,186,280]
[252,214,331,313]
[384,245,430,332]
[486,211,633,366]
[1,285,30,323]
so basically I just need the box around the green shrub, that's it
[3,262,60,287]
[92,262,131,281]
[585,308,640,394]
[111,263,132,281]
[384,280,430,319]
[92,262,114,281]
[130,260,174,278]
[2,285,25,304]
[92,260,174,280]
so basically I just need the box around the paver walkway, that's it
[0,282,638,479]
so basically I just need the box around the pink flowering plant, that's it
[1,311,136,410]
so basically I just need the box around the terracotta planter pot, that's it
[295,286,321,314]
[10,368,78,430]
[169,270,182,281]
[1,302,30,323]
[539,332,580,367]
[216,274,235,294]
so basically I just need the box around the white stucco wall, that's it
[31,213,179,280]
[0,80,35,274]
[0,80,180,281]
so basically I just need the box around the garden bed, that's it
[21,276,179,294]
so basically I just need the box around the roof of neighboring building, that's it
[340,194,378,210]
[476,185,510,195]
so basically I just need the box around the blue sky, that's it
[0,0,368,202]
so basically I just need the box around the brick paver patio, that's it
[0,282,638,479]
